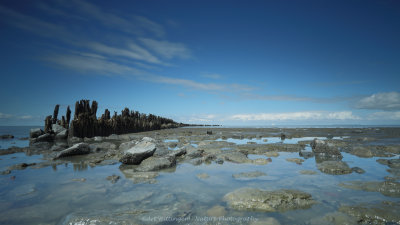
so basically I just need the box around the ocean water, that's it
[0,126,399,224]
[0,126,41,149]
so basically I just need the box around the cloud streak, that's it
[356,92,400,111]
[229,111,360,121]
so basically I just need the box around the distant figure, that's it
[207,130,213,135]
[280,133,286,141]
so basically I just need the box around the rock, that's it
[265,151,279,157]
[89,142,116,152]
[216,158,224,164]
[247,141,257,144]
[339,180,400,197]
[223,188,316,212]
[197,173,209,179]
[377,158,400,169]
[222,152,252,164]
[207,130,213,135]
[233,171,267,179]
[317,161,352,175]
[299,149,314,159]
[35,133,54,142]
[119,140,156,165]
[68,136,83,145]
[51,124,65,134]
[55,129,68,140]
[8,163,36,170]
[168,147,187,157]
[109,190,153,205]
[142,137,155,142]
[118,140,137,151]
[339,201,400,224]
[54,143,90,159]
[311,139,342,160]
[189,158,203,166]
[186,148,204,159]
[106,174,120,184]
[351,167,365,174]
[30,128,44,138]
[135,156,176,172]
[1,170,11,175]
[286,158,304,165]
[252,158,269,165]
[0,134,14,139]
[300,170,317,175]
[93,136,104,142]
[206,205,227,217]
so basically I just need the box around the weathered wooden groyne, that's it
[41,100,188,139]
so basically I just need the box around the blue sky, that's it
[0,0,399,126]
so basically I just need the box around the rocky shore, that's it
[1,126,400,224]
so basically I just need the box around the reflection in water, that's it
[73,162,88,171]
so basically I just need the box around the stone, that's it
[377,158,400,169]
[311,139,343,160]
[168,147,187,157]
[339,180,400,197]
[55,129,68,140]
[252,158,269,165]
[119,140,137,151]
[0,134,14,139]
[232,171,267,179]
[36,133,54,142]
[29,128,44,138]
[54,143,90,159]
[197,173,209,179]
[8,163,36,170]
[89,142,116,152]
[223,188,316,212]
[299,150,314,159]
[339,201,400,224]
[206,205,226,217]
[317,161,352,175]
[119,169,159,184]
[51,124,66,134]
[135,156,176,172]
[286,158,304,165]
[106,174,120,184]
[119,140,156,165]
[351,167,365,174]
[222,152,252,164]
[265,151,279,157]
[300,170,317,175]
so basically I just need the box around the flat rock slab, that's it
[223,188,316,212]
[54,143,90,159]
[339,180,400,197]
[339,201,400,224]
[232,171,267,179]
[120,140,156,165]
[317,161,352,175]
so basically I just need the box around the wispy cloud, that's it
[366,111,400,120]
[139,38,191,59]
[356,92,400,110]
[0,112,13,119]
[230,111,361,121]
[311,80,370,87]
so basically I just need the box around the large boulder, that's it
[30,128,44,138]
[339,201,400,225]
[52,124,66,134]
[223,188,316,212]
[55,129,68,140]
[119,139,156,165]
[35,133,54,143]
[54,143,90,159]
[317,161,352,175]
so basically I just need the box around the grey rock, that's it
[168,147,186,157]
[0,134,14,139]
[29,128,44,138]
[351,167,365,174]
[232,171,267,179]
[119,168,159,184]
[36,133,54,142]
[222,152,252,164]
[118,140,137,151]
[339,180,400,197]
[89,142,116,152]
[377,158,400,169]
[216,158,224,164]
[106,174,120,184]
[135,156,176,172]
[286,158,304,165]
[223,188,316,212]
[299,150,314,159]
[317,161,352,175]
[54,143,90,159]
[55,129,68,140]
[339,201,400,224]
[119,140,156,165]
[311,139,343,160]
[93,136,104,142]
[51,124,66,134]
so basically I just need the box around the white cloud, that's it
[86,42,164,65]
[19,115,33,120]
[366,111,400,120]
[0,113,13,119]
[356,92,400,110]
[230,111,360,121]
[139,38,191,59]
